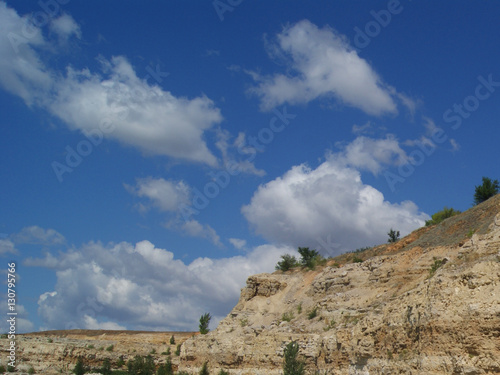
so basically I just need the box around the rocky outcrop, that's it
[180,197,500,374]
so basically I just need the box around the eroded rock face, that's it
[180,210,500,374]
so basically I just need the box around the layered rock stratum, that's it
[180,195,500,374]
[2,195,500,375]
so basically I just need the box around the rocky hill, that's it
[2,195,500,375]
[180,195,500,374]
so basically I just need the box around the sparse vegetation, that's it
[352,255,363,263]
[283,341,305,375]
[156,356,173,375]
[28,367,35,375]
[275,254,300,272]
[149,349,156,355]
[199,313,212,335]
[162,348,171,356]
[73,358,86,375]
[474,177,499,205]
[240,318,249,327]
[467,229,476,238]
[429,258,444,277]
[117,356,126,367]
[87,344,95,349]
[170,335,175,345]
[387,349,393,360]
[106,344,114,352]
[101,358,112,375]
[387,229,400,243]
[281,311,294,322]
[218,370,229,375]
[307,307,318,320]
[127,355,155,375]
[199,361,209,375]
[323,319,336,331]
[0,366,5,374]
[175,344,181,356]
[425,206,461,226]
[47,338,53,343]
[297,303,302,314]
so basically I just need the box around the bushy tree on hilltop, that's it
[275,254,299,271]
[387,229,400,243]
[474,177,499,205]
[425,207,461,226]
[298,247,324,269]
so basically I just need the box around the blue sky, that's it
[1,0,499,332]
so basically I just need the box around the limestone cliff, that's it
[180,196,500,374]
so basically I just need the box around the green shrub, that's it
[298,247,322,269]
[106,345,114,352]
[28,367,35,375]
[127,355,155,375]
[0,365,5,374]
[199,362,209,375]
[387,229,400,243]
[323,319,336,331]
[281,311,294,322]
[47,338,53,343]
[275,254,300,272]
[149,349,156,355]
[169,335,175,345]
[283,341,305,375]
[117,356,126,367]
[199,313,211,335]
[429,258,444,277]
[156,356,173,375]
[352,256,363,263]
[101,358,112,375]
[240,318,248,327]
[176,372,189,375]
[161,348,171,355]
[6,366,14,373]
[307,307,318,320]
[175,344,181,356]
[217,371,229,375]
[474,177,499,205]
[425,207,461,226]
[73,358,86,375]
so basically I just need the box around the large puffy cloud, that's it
[250,20,406,116]
[25,240,291,331]
[242,137,429,254]
[0,2,222,165]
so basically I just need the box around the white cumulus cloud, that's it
[0,2,222,165]
[249,20,407,116]
[26,240,290,331]
[242,137,429,254]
